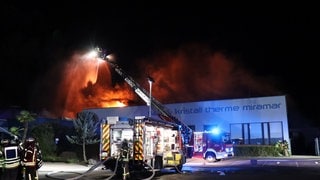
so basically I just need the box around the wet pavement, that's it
[38,155,320,179]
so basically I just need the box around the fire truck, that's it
[94,48,234,178]
[95,48,192,179]
[190,128,234,162]
[100,116,185,178]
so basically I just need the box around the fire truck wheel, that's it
[205,153,217,162]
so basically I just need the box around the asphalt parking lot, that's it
[38,156,320,180]
[182,155,320,171]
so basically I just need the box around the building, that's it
[84,95,290,150]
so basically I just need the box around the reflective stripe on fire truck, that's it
[101,124,110,158]
[134,122,144,161]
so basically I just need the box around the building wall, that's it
[84,95,289,147]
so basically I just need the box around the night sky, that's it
[1,2,319,126]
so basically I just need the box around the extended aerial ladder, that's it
[96,48,192,145]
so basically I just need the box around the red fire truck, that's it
[94,48,192,179]
[190,128,234,162]
[100,116,186,179]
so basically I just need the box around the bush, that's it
[28,121,100,163]
[275,140,290,156]
[234,145,279,157]
[30,123,57,158]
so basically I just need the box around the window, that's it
[269,122,283,144]
[230,121,283,145]
[230,124,243,144]
[263,122,270,144]
[250,123,263,145]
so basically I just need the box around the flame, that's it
[34,43,280,119]
[35,51,136,118]
[104,101,127,107]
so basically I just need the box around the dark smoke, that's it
[32,43,281,118]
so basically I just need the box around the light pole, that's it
[147,76,154,117]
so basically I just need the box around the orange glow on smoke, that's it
[41,52,136,118]
[139,43,278,103]
[38,44,279,119]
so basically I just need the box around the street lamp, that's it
[147,76,154,117]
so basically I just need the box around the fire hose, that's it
[45,140,184,180]
[45,156,182,180]
[45,157,115,180]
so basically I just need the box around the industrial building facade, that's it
[84,95,289,148]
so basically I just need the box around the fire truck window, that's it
[207,134,221,144]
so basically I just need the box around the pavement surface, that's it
[39,162,98,172]
[38,161,111,180]
[39,155,320,172]
[37,155,320,179]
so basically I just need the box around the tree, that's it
[30,123,57,159]
[9,126,24,137]
[66,111,100,163]
[16,110,37,142]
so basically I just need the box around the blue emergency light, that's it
[211,127,220,135]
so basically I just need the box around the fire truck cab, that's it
[100,116,186,177]
[191,128,234,162]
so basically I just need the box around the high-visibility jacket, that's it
[0,145,20,169]
[21,138,43,169]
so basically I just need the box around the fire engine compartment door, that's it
[110,128,133,157]
[144,125,157,159]
[162,129,178,152]
[193,132,203,153]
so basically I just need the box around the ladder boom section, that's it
[102,54,192,144]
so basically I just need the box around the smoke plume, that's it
[34,43,280,118]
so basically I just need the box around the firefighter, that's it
[20,137,43,180]
[121,139,130,180]
[0,138,21,180]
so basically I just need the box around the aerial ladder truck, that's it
[95,48,193,179]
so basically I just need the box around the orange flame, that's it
[36,44,279,119]
[37,51,136,118]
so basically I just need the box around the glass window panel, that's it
[230,124,241,138]
[263,123,269,145]
[243,124,249,144]
[269,122,283,144]
[250,123,263,145]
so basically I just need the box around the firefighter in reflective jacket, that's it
[21,137,43,180]
[0,138,21,180]
[121,139,131,180]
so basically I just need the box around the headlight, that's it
[101,152,108,159]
